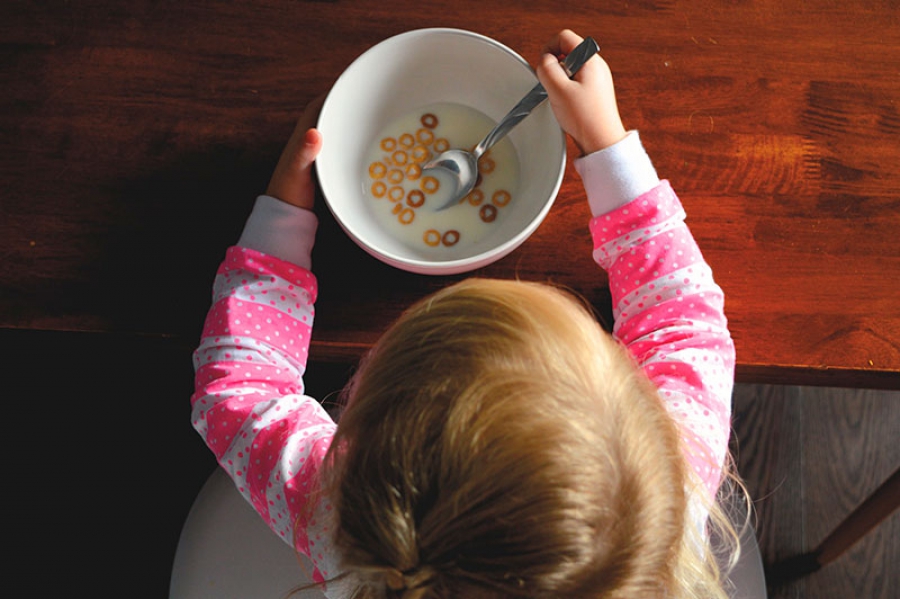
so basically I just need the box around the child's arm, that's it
[538,31,736,499]
[190,100,341,583]
[588,179,735,499]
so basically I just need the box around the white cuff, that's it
[238,195,318,271]
[573,131,660,216]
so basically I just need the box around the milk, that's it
[362,102,520,258]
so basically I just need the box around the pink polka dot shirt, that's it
[191,132,735,595]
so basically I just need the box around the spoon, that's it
[423,36,600,211]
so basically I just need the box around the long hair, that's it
[317,278,742,599]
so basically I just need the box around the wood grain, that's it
[733,384,900,598]
[801,387,900,598]
[731,384,806,571]
[2,0,899,387]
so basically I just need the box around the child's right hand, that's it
[536,29,627,155]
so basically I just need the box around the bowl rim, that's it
[316,27,566,275]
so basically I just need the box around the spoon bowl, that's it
[423,149,479,206]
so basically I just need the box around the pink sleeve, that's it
[590,181,735,498]
[191,246,339,583]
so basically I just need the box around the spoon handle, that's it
[473,37,600,158]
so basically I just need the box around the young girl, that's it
[192,29,742,599]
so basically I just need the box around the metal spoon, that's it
[423,36,600,211]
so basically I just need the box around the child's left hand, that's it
[266,95,326,210]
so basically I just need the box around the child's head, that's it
[322,278,730,598]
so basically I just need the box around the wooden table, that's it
[3,0,899,389]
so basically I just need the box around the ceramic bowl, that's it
[316,28,565,275]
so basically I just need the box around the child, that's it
[192,29,742,599]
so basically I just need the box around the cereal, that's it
[466,189,484,206]
[442,230,460,246]
[492,190,511,207]
[423,229,441,246]
[411,145,431,163]
[392,202,403,215]
[416,128,434,145]
[420,176,440,194]
[398,208,415,225]
[479,204,498,223]
[406,189,425,208]
[371,181,387,198]
[434,138,450,152]
[405,163,422,180]
[399,133,415,148]
[387,169,404,184]
[478,156,495,174]
[391,150,409,166]
[421,113,438,129]
[388,186,405,202]
[380,137,397,152]
[369,162,387,179]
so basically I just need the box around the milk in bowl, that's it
[363,102,520,259]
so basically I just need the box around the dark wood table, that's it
[3,0,899,391]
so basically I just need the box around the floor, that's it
[732,385,899,599]
[5,329,898,598]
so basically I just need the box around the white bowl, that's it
[316,28,566,275]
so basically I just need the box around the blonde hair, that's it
[319,278,743,599]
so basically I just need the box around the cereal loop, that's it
[411,145,431,163]
[369,162,387,179]
[405,163,422,180]
[399,133,415,148]
[467,189,484,206]
[392,202,403,215]
[380,137,397,152]
[421,113,438,129]
[420,176,440,194]
[492,190,512,207]
[398,208,415,225]
[371,181,387,198]
[442,230,460,246]
[406,189,425,208]
[391,150,409,166]
[387,169,404,184]
[478,157,496,174]
[480,204,498,223]
[434,138,450,152]
[416,128,435,145]
[388,186,405,202]
[423,229,441,247]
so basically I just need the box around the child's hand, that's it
[536,30,627,155]
[266,95,326,210]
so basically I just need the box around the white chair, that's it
[169,468,325,599]
[172,469,766,599]
[718,490,768,599]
